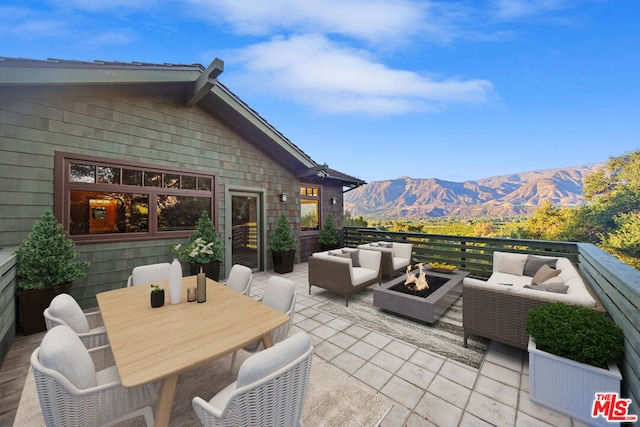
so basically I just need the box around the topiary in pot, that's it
[526,302,624,367]
[318,214,340,250]
[172,210,224,280]
[269,213,297,273]
[14,209,90,334]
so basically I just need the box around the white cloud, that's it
[4,19,69,39]
[186,0,427,44]
[52,0,157,11]
[225,35,494,115]
[77,31,135,49]
[491,0,570,20]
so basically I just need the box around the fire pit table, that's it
[373,267,469,324]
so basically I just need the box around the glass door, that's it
[230,192,261,271]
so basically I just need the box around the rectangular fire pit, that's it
[373,268,469,324]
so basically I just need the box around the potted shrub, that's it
[14,210,91,334]
[173,211,224,280]
[149,283,165,308]
[269,213,297,274]
[318,214,341,251]
[526,303,625,427]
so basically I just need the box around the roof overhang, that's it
[0,57,365,186]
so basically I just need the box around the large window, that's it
[55,152,217,243]
[300,186,320,232]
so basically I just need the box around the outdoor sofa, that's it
[462,251,605,349]
[308,247,382,306]
[357,241,412,279]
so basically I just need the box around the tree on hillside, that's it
[521,149,640,268]
[343,211,368,227]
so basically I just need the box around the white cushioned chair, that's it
[44,293,108,349]
[127,262,171,287]
[31,325,160,427]
[357,241,413,279]
[224,264,253,296]
[229,276,296,371]
[193,333,313,427]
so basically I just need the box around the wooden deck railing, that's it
[344,226,640,416]
[344,226,579,278]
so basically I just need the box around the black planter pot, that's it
[189,261,221,281]
[272,250,295,274]
[150,290,165,308]
[15,282,73,335]
[320,243,341,252]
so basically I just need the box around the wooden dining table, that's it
[96,275,290,427]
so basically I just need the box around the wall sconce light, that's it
[280,192,287,202]
[330,197,337,205]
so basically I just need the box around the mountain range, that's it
[343,164,603,219]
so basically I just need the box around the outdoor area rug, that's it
[15,341,392,427]
[319,289,489,368]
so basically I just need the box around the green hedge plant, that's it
[15,210,90,291]
[526,302,625,367]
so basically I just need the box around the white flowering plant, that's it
[172,237,222,265]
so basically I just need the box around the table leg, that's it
[261,333,274,348]
[154,374,178,427]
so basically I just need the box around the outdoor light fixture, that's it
[280,192,287,202]
[330,197,337,205]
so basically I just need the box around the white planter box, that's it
[528,337,622,427]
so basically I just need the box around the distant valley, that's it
[344,164,603,219]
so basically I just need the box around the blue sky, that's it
[2,0,639,183]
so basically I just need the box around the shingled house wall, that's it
[0,92,342,307]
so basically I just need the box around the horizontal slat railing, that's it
[577,243,640,420]
[344,227,640,414]
[344,227,579,278]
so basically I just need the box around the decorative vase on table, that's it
[196,266,206,303]
[169,258,183,304]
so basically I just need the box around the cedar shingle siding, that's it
[1,93,300,306]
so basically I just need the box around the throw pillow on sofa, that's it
[524,283,569,294]
[342,249,361,267]
[330,252,351,259]
[531,265,561,285]
[523,255,558,277]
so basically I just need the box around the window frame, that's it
[55,151,218,244]
[299,184,321,235]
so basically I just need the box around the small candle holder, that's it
[187,287,196,302]
[197,272,206,303]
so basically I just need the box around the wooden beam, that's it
[186,58,224,107]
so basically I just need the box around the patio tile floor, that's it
[0,262,592,426]
[264,263,589,427]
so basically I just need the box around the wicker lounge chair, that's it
[308,248,382,306]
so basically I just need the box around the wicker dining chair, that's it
[43,293,108,349]
[229,275,296,371]
[126,262,171,287]
[224,264,253,296]
[193,333,313,427]
[31,325,161,427]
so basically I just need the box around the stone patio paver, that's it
[251,263,581,426]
